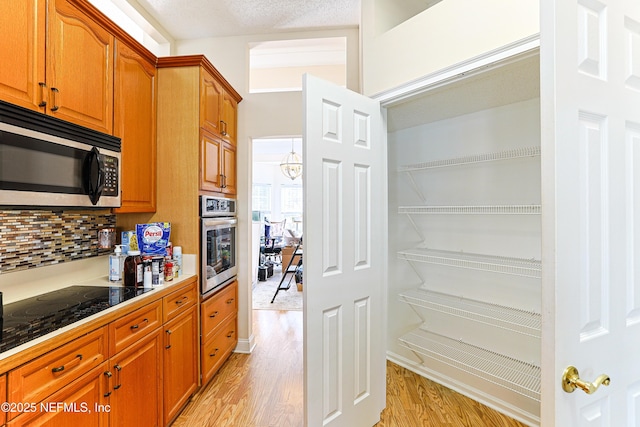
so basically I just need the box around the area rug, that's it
[252,274,303,311]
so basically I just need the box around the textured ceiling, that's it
[132,0,360,40]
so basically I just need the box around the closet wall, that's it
[386,55,542,425]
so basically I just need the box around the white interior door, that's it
[541,0,640,424]
[302,74,387,426]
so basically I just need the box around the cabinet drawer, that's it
[109,300,162,356]
[201,281,237,342]
[8,362,110,426]
[8,327,107,408]
[201,315,236,385]
[163,281,197,322]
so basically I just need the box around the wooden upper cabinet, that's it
[200,130,223,193]
[200,69,224,137]
[0,0,114,134]
[221,91,238,146]
[113,39,157,213]
[200,131,236,195]
[0,0,46,112]
[47,0,114,134]
[221,142,237,194]
[200,67,238,147]
[157,55,241,198]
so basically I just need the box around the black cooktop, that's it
[0,285,151,353]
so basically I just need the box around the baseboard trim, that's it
[234,334,256,354]
[386,351,540,427]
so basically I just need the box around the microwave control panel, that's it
[101,155,119,196]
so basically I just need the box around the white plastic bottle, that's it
[143,259,152,289]
[109,245,125,283]
[173,246,182,277]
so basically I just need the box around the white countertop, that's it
[0,254,196,303]
[0,254,198,360]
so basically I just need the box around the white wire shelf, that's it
[397,248,542,279]
[399,205,541,215]
[399,288,541,338]
[398,146,541,172]
[399,329,541,402]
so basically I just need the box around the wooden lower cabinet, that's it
[200,281,238,386]
[0,374,6,426]
[163,306,198,425]
[8,327,108,414]
[200,281,237,343]
[8,362,109,427]
[201,315,237,385]
[108,328,162,427]
[108,300,162,356]
[2,278,203,427]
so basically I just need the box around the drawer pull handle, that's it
[51,354,83,373]
[226,298,234,305]
[227,331,235,338]
[175,296,188,305]
[209,311,219,318]
[130,318,149,330]
[210,348,219,357]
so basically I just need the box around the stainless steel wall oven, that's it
[200,196,237,296]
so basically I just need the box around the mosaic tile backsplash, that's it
[0,210,116,274]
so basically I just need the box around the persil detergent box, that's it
[136,222,171,256]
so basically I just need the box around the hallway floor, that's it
[171,310,527,426]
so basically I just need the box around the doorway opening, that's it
[251,137,303,311]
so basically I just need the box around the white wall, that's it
[174,28,358,350]
[361,0,540,96]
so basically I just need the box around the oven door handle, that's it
[202,218,237,228]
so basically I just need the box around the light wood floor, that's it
[172,310,527,427]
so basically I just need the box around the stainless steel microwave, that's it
[0,100,121,208]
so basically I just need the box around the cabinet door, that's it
[8,363,110,427]
[47,0,114,134]
[221,141,236,195]
[220,92,237,146]
[113,39,157,213]
[163,307,198,425]
[200,68,223,136]
[200,130,222,192]
[0,0,46,112]
[109,328,162,427]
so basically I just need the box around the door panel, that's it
[303,74,386,427]
[541,0,640,425]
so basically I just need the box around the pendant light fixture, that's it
[280,139,303,180]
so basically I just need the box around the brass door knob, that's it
[562,365,610,394]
